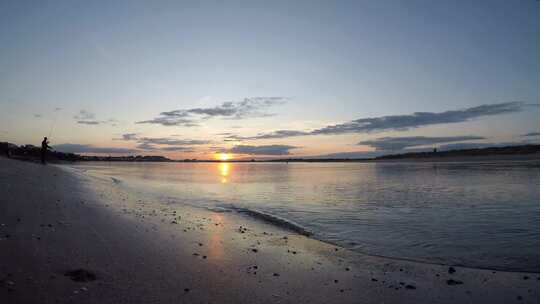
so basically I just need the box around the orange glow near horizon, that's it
[215,153,231,161]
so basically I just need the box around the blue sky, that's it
[1,0,539,158]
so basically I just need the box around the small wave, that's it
[220,205,312,236]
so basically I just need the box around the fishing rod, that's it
[48,107,61,138]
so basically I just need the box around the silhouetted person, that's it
[41,137,51,164]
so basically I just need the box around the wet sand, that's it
[1,157,539,303]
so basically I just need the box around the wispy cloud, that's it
[54,143,137,154]
[137,97,287,127]
[77,120,101,125]
[229,102,531,140]
[74,110,118,126]
[228,144,298,155]
[116,133,209,152]
[358,136,485,151]
[74,110,96,120]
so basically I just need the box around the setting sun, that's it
[216,153,231,161]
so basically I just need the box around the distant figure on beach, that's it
[41,137,51,164]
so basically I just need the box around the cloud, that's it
[137,97,287,127]
[358,136,485,151]
[74,110,118,126]
[115,133,139,141]
[74,110,96,120]
[115,133,209,152]
[228,144,298,155]
[226,130,310,141]
[54,143,137,154]
[308,151,385,159]
[233,102,531,140]
[77,120,101,125]
[116,133,210,145]
[138,137,210,146]
[312,102,527,135]
[34,114,42,118]
[522,132,540,137]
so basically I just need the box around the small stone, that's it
[251,248,258,253]
[273,273,280,277]
[334,279,339,283]
[405,285,416,290]
[523,276,529,280]
[448,267,456,274]
[446,279,463,286]
[64,269,97,282]
[345,267,350,271]
[517,295,522,301]
[184,288,190,292]
[371,278,378,282]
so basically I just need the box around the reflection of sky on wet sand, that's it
[208,213,225,260]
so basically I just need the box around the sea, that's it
[71,160,540,272]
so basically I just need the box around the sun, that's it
[216,153,231,161]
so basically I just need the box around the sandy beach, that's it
[1,157,539,303]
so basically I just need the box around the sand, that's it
[1,157,539,303]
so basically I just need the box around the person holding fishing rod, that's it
[41,107,60,164]
[41,137,52,164]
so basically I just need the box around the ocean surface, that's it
[72,160,540,272]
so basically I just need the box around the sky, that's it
[1,0,539,159]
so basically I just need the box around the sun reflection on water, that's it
[218,162,230,183]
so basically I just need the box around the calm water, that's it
[73,161,540,272]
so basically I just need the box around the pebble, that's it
[446,279,463,286]
[405,284,416,290]
[448,267,456,274]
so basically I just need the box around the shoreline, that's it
[1,156,539,303]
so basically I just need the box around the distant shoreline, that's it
[2,142,540,163]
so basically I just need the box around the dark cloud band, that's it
[228,102,530,140]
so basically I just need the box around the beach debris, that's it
[448,267,456,274]
[64,269,97,282]
[446,279,463,286]
[405,284,416,290]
